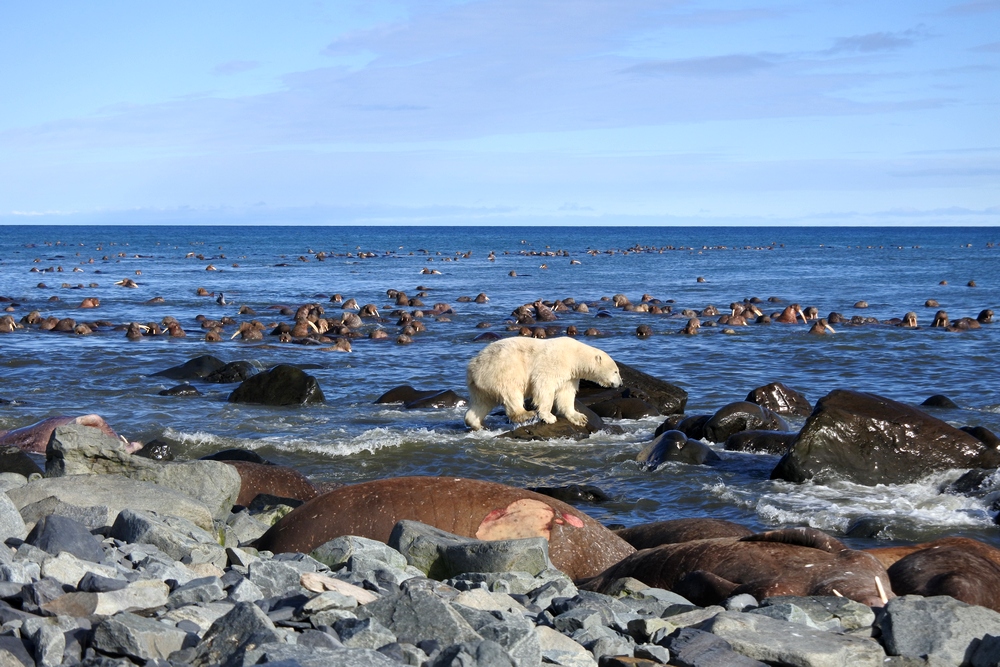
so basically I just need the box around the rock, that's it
[921,394,959,409]
[0,445,43,477]
[636,430,721,469]
[771,389,1000,485]
[501,407,606,441]
[604,362,687,415]
[527,485,611,504]
[704,402,789,443]
[20,615,70,667]
[184,600,285,667]
[158,384,203,397]
[205,360,258,383]
[375,385,441,404]
[109,508,226,568]
[536,625,598,667]
[18,496,114,533]
[41,579,169,617]
[588,396,659,420]
[248,556,321,598]
[388,520,552,579]
[150,355,226,380]
[745,382,811,417]
[25,513,105,563]
[661,626,766,667]
[877,595,1000,666]
[698,610,885,666]
[357,587,483,646]
[334,616,397,649]
[0,490,27,541]
[723,430,797,455]
[167,576,227,609]
[91,611,193,661]
[46,425,241,521]
[228,363,325,405]
[758,596,874,632]
[426,639,517,667]
[312,534,409,571]
[669,414,711,441]
[246,645,403,667]
[405,390,466,409]
[40,551,122,588]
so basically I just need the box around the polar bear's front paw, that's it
[538,412,558,424]
[567,412,588,427]
[508,409,535,424]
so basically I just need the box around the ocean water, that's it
[1,225,998,549]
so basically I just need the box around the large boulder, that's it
[583,362,687,415]
[704,402,788,443]
[228,364,325,406]
[745,382,811,417]
[150,355,226,380]
[771,389,1000,485]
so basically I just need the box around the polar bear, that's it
[464,336,622,430]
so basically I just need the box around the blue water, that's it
[1,225,998,547]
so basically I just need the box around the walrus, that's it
[580,527,892,607]
[222,460,320,507]
[615,518,753,550]
[0,415,142,454]
[882,538,1000,612]
[253,476,636,580]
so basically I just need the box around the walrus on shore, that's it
[615,518,753,550]
[0,415,141,454]
[580,527,893,607]
[253,476,636,580]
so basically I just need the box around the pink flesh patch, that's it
[476,498,584,541]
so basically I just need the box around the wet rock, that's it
[962,425,1000,448]
[723,430,797,455]
[501,408,607,441]
[150,355,226,380]
[205,360,258,383]
[528,485,612,504]
[0,445,44,477]
[158,383,203,397]
[666,414,711,441]
[920,394,959,409]
[598,362,687,415]
[745,382,811,417]
[405,389,466,409]
[636,430,721,469]
[228,364,325,406]
[877,595,1000,665]
[375,385,441,404]
[588,396,659,420]
[132,438,175,460]
[704,402,788,443]
[388,520,552,579]
[771,389,1000,485]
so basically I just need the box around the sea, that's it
[1,225,998,550]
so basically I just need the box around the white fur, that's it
[464,336,622,430]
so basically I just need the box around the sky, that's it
[1,0,998,226]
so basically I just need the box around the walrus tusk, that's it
[308,320,320,333]
[875,576,888,604]
[798,308,807,324]
[230,330,242,340]
[825,322,836,334]
[831,589,843,597]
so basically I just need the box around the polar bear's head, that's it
[591,350,622,388]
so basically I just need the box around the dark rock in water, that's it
[500,405,611,440]
[944,468,998,499]
[588,396,658,420]
[667,414,711,441]
[0,445,43,477]
[704,401,789,443]
[26,514,105,563]
[201,448,273,465]
[615,518,752,550]
[724,430,798,456]
[228,364,325,406]
[745,382,811,417]
[528,484,611,504]
[133,439,175,461]
[149,355,226,380]
[375,385,439,404]
[205,360,258,383]
[771,389,1000,485]
[636,430,721,469]
[962,425,1000,448]
[921,394,959,409]
[473,331,501,342]
[405,390,466,409]
[654,413,687,434]
[158,383,202,397]
[584,361,687,415]
[844,516,892,539]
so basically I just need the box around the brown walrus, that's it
[223,460,320,507]
[615,518,753,550]
[581,527,892,607]
[0,415,142,454]
[253,476,636,580]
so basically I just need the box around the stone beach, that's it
[1,424,1000,666]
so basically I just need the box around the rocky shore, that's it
[0,424,999,667]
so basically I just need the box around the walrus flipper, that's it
[673,570,740,607]
[740,527,846,553]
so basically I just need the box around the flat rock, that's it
[91,611,192,661]
[877,595,1000,666]
[357,587,482,646]
[0,490,27,541]
[109,508,226,568]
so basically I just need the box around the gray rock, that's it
[8,474,216,532]
[972,633,1000,667]
[18,495,114,532]
[109,508,226,568]
[390,519,552,579]
[749,601,844,632]
[0,636,34,667]
[91,611,192,661]
[0,491,27,541]
[456,605,541,667]
[302,589,359,614]
[184,600,285,667]
[161,601,236,636]
[228,576,265,603]
[426,639,517,667]
[663,626,767,667]
[312,534,409,571]
[535,625,597,667]
[698,610,885,667]
[761,596,875,632]
[248,558,310,598]
[46,424,241,520]
[334,616,397,649]
[41,579,169,617]
[878,595,1000,666]
[226,509,270,545]
[245,644,402,667]
[358,587,483,646]
[20,616,69,667]
[724,594,759,612]
[39,550,123,588]
[26,513,105,562]
[167,576,226,609]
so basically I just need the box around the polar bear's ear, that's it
[595,354,603,364]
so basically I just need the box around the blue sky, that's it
[1,0,998,225]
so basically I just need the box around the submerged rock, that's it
[228,364,325,406]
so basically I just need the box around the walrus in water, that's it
[254,476,635,580]
[581,527,892,607]
[0,414,142,454]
